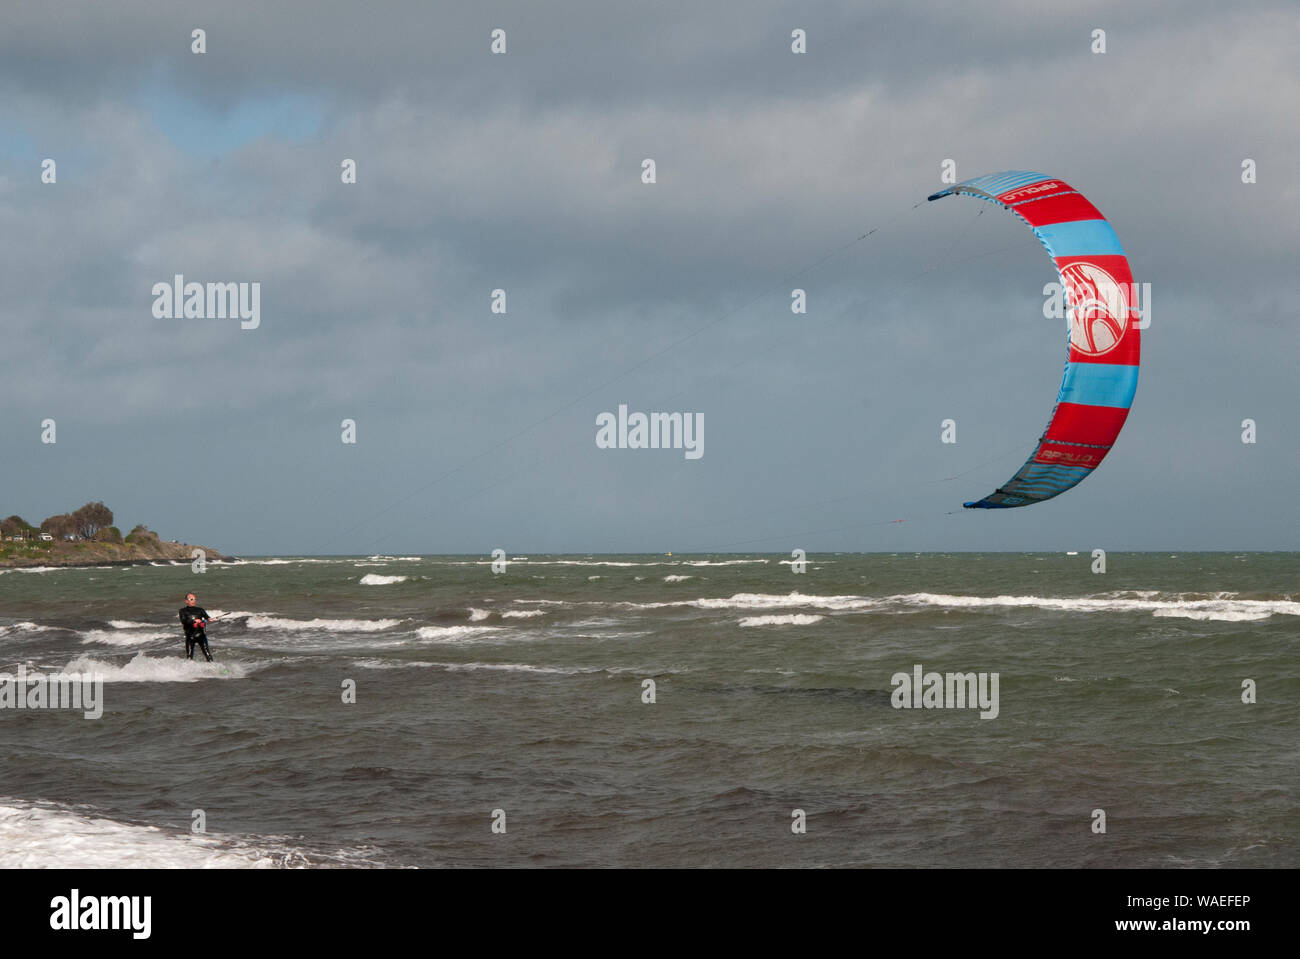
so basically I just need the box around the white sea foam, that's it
[896,592,1300,621]
[1152,607,1273,622]
[79,629,172,646]
[663,575,693,582]
[500,610,545,619]
[697,592,876,611]
[0,622,59,637]
[225,558,347,566]
[0,799,367,868]
[205,610,262,621]
[61,653,254,682]
[359,574,409,585]
[245,615,403,632]
[367,555,422,562]
[353,658,594,675]
[435,661,583,674]
[351,658,440,670]
[509,589,1300,623]
[430,558,768,568]
[0,801,274,868]
[566,617,620,627]
[620,592,877,612]
[413,625,502,643]
[738,614,825,627]
[468,608,491,621]
[108,620,155,629]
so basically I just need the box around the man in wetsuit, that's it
[179,592,214,662]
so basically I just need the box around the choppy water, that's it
[1,552,1296,867]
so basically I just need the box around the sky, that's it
[1,0,1296,555]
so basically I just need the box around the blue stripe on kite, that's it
[1011,458,1093,480]
[1010,479,1087,492]
[1016,473,1082,485]
[1058,362,1139,410]
[996,460,1093,498]
[1006,482,1062,493]
[930,171,1050,202]
[1012,470,1088,486]
[1036,219,1124,258]
[971,466,1088,501]
[1017,466,1092,484]
[960,170,1049,196]
[1022,462,1092,475]
[1008,479,1084,495]
[964,498,1023,509]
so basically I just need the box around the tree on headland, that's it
[1,505,214,563]
[42,514,77,539]
[72,501,114,541]
[0,503,213,565]
[125,524,159,545]
[1,515,34,539]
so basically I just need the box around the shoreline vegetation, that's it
[0,501,223,569]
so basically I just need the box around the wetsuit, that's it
[179,606,214,661]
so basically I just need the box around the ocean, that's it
[1,552,1296,868]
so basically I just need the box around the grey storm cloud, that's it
[0,0,1296,554]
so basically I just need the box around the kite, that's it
[928,171,1141,508]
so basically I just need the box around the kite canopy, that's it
[927,171,1141,509]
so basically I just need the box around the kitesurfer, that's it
[179,592,214,661]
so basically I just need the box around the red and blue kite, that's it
[928,171,1141,508]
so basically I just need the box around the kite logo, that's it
[1061,261,1129,356]
[1000,181,1061,202]
[1037,446,1105,468]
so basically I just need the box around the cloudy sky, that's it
[1,0,1296,555]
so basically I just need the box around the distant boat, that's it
[1066,551,1079,555]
